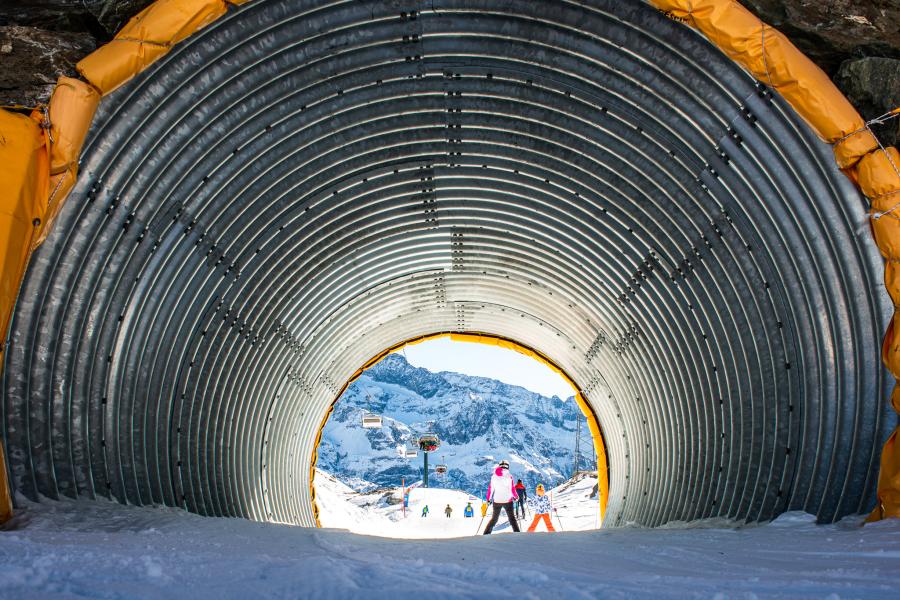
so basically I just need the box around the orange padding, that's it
[310,331,610,526]
[649,0,878,169]
[77,0,231,95]
[36,77,100,249]
[865,146,900,522]
[0,109,48,334]
[0,435,12,524]
[867,426,900,521]
[0,109,49,526]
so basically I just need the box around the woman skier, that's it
[526,484,556,532]
[482,460,520,534]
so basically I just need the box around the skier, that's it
[421,504,429,517]
[445,504,453,518]
[464,502,474,518]
[526,484,556,532]
[515,479,527,518]
[482,460,520,534]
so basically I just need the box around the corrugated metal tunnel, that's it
[1,0,895,528]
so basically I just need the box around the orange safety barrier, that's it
[0,435,11,524]
[861,145,900,521]
[77,0,232,95]
[38,77,100,249]
[0,107,51,524]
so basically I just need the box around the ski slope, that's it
[315,469,601,537]
[316,470,487,538]
[2,495,899,599]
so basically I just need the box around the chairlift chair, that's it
[360,390,382,428]
[417,433,440,453]
[434,454,448,475]
[361,412,382,429]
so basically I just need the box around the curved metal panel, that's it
[1,0,893,528]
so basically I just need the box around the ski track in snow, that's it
[1,489,899,599]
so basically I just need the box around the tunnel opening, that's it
[310,332,610,535]
[0,0,894,534]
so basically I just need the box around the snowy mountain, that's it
[316,353,592,497]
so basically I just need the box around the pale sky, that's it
[395,337,576,400]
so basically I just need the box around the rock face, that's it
[0,0,151,106]
[835,57,900,148]
[738,0,900,74]
[738,1,900,148]
[0,25,95,106]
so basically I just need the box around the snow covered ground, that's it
[314,469,601,537]
[1,494,899,599]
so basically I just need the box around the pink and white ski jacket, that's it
[487,467,518,503]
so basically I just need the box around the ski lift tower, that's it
[417,432,441,487]
[573,417,581,476]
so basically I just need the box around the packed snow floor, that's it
[2,497,900,599]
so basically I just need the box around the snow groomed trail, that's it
[314,469,598,538]
[1,498,899,599]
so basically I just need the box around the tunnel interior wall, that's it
[1,0,895,527]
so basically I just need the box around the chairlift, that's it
[361,412,383,429]
[417,433,440,453]
[360,390,382,429]
[434,454,448,475]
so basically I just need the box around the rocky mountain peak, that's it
[317,354,591,496]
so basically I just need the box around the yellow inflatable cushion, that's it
[77,0,230,94]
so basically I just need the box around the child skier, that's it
[482,460,520,534]
[464,502,474,518]
[445,504,453,518]
[526,484,556,532]
[421,504,429,517]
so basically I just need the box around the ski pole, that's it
[551,492,563,531]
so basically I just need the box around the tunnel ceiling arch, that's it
[2,0,894,527]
